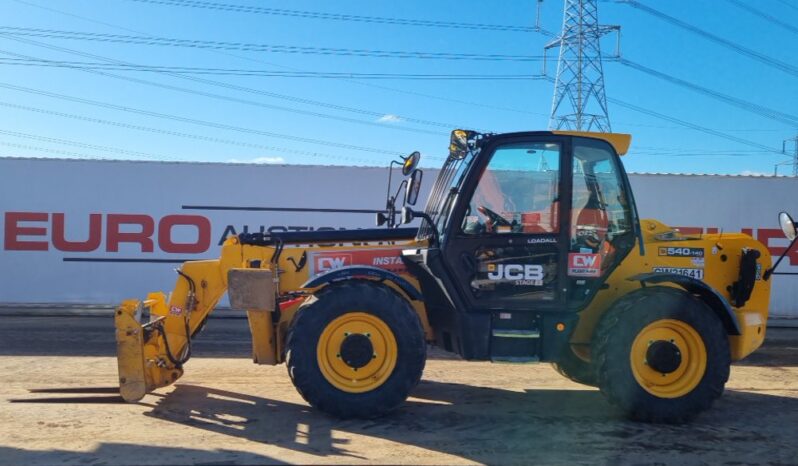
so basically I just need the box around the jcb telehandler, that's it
[115,130,794,423]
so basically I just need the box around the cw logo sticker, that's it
[313,253,353,273]
[568,253,602,277]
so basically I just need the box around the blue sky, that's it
[0,0,796,175]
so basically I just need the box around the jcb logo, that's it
[487,264,544,281]
[315,254,352,273]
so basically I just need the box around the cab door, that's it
[566,137,637,307]
[441,136,571,312]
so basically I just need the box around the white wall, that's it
[1,158,796,317]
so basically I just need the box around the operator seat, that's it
[572,193,609,249]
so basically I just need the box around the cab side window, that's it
[570,139,634,275]
[461,142,561,235]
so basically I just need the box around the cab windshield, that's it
[418,147,478,242]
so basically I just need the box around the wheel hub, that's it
[646,340,682,374]
[340,333,374,369]
[629,319,708,399]
[316,312,398,393]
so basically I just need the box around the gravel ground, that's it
[0,316,797,465]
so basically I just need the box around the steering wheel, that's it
[477,205,512,228]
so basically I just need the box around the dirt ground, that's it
[1,319,797,465]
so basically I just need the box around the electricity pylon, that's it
[546,0,620,132]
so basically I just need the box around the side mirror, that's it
[375,212,389,226]
[400,206,415,225]
[405,169,423,206]
[402,151,421,176]
[449,129,471,160]
[779,211,797,241]
[765,211,798,281]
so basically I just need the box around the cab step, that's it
[490,311,542,362]
[491,356,540,363]
[492,329,540,339]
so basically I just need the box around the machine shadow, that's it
[142,380,798,464]
[0,443,288,465]
[8,387,127,404]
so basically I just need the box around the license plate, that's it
[652,267,704,280]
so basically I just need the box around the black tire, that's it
[593,286,730,424]
[285,281,426,419]
[551,345,598,387]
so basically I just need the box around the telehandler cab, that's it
[115,129,788,423]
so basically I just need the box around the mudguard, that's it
[628,272,742,335]
[302,265,423,301]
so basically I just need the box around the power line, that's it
[6,1,485,131]
[126,0,541,33]
[633,151,782,158]
[537,74,784,154]
[7,44,776,159]
[5,2,554,127]
[348,79,549,118]
[622,0,798,79]
[635,147,771,154]
[0,140,156,161]
[0,51,448,138]
[9,0,782,159]
[776,0,798,12]
[0,56,549,79]
[0,101,415,165]
[0,81,407,156]
[0,29,554,124]
[0,129,180,160]
[0,26,549,62]
[0,35,468,133]
[12,0,145,34]
[619,58,798,126]
[725,0,798,35]
[608,96,784,154]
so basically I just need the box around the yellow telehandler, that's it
[115,129,793,423]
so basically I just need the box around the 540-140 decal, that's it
[658,247,704,258]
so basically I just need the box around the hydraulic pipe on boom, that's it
[115,238,274,401]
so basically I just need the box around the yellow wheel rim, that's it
[630,319,707,399]
[317,312,398,393]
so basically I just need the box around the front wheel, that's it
[285,281,426,419]
[593,287,730,423]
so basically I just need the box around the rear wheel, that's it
[594,287,730,423]
[285,281,426,418]
[551,345,597,387]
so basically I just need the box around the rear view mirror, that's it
[402,151,421,176]
[405,169,423,206]
[779,212,797,241]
